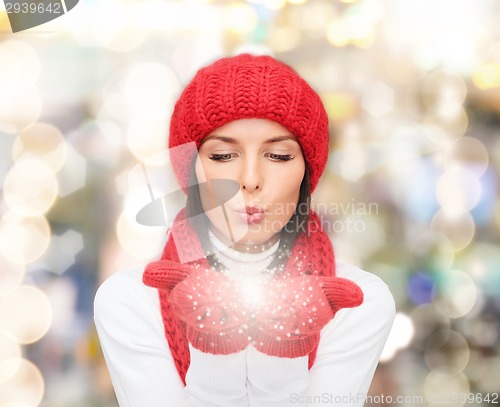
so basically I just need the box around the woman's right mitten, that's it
[169,268,251,355]
[143,259,192,293]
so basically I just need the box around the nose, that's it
[239,156,262,192]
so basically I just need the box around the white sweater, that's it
[94,238,395,407]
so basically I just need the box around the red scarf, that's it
[143,208,363,385]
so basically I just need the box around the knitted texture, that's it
[143,208,364,385]
[168,53,329,193]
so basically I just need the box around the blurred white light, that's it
[0,359,44,406]
[326,4,379,48]
[339,157,365,182]
[472,63,500,90]
[0,285,52,344]
[171,38,225,86]
[444,136,489,177]
[57,144,87,198]
[116,210,166,261]
[380,312,414,362]
[122,62,180,114]
[430,210,475,252]
[436,166,481,216]
[62,0,92,45]
[383,0,493,72]
[0,48,21,113]
[90,1,146,52]
[223,3,259,33]
[422,124,453,147]
[433,269,478,319]
[337,123,366,182]
[3,158,59,217]
[232,44,273,57]
[268,27,301,53]
[131,1,220,31]
[421,70,467,119]
[358,0,385,22]
[12,123,68,174]
[44,278,77,336]
[0,41,41,93]
[291,1,337,35]
[0,330,22,384]
[0,255,25,297]
[96,92,129,124]
[0,213,51,265]
[263,0,287,9]
[242,278,265,307]
[0,89,42,135]
[326,18,351,47]
[361,81,394,117]
[424,367,470,406]
[0,41,40,122]
[126,110,168,162]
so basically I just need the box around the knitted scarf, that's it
[143,208,363,385]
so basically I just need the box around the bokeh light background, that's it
[1,0,500,406]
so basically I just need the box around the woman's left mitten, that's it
[253,275,363,358]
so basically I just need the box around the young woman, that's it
[94,54,396,407]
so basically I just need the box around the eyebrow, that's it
[201,134,298,146]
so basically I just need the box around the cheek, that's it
[271,164,304,217]
[284,176,301,200]
[286,160,305,197]
[195,157,237,219]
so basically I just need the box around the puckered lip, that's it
[233,205,266,214]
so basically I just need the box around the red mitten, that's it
[143,260,191,293]
[252,275,364,358]
[159,266,364,359]
[320,276,364,311]
[169,269,251,355]
[251,275,332,357]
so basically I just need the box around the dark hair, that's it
[185,162,311,274]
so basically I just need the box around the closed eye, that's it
[266,153,294,162]
[208,153,236,161]
[208,153,294,162]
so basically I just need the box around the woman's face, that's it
[195,118,305,252]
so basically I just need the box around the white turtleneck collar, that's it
[207,229,280,280]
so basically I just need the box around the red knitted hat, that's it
[168,53,329,192]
